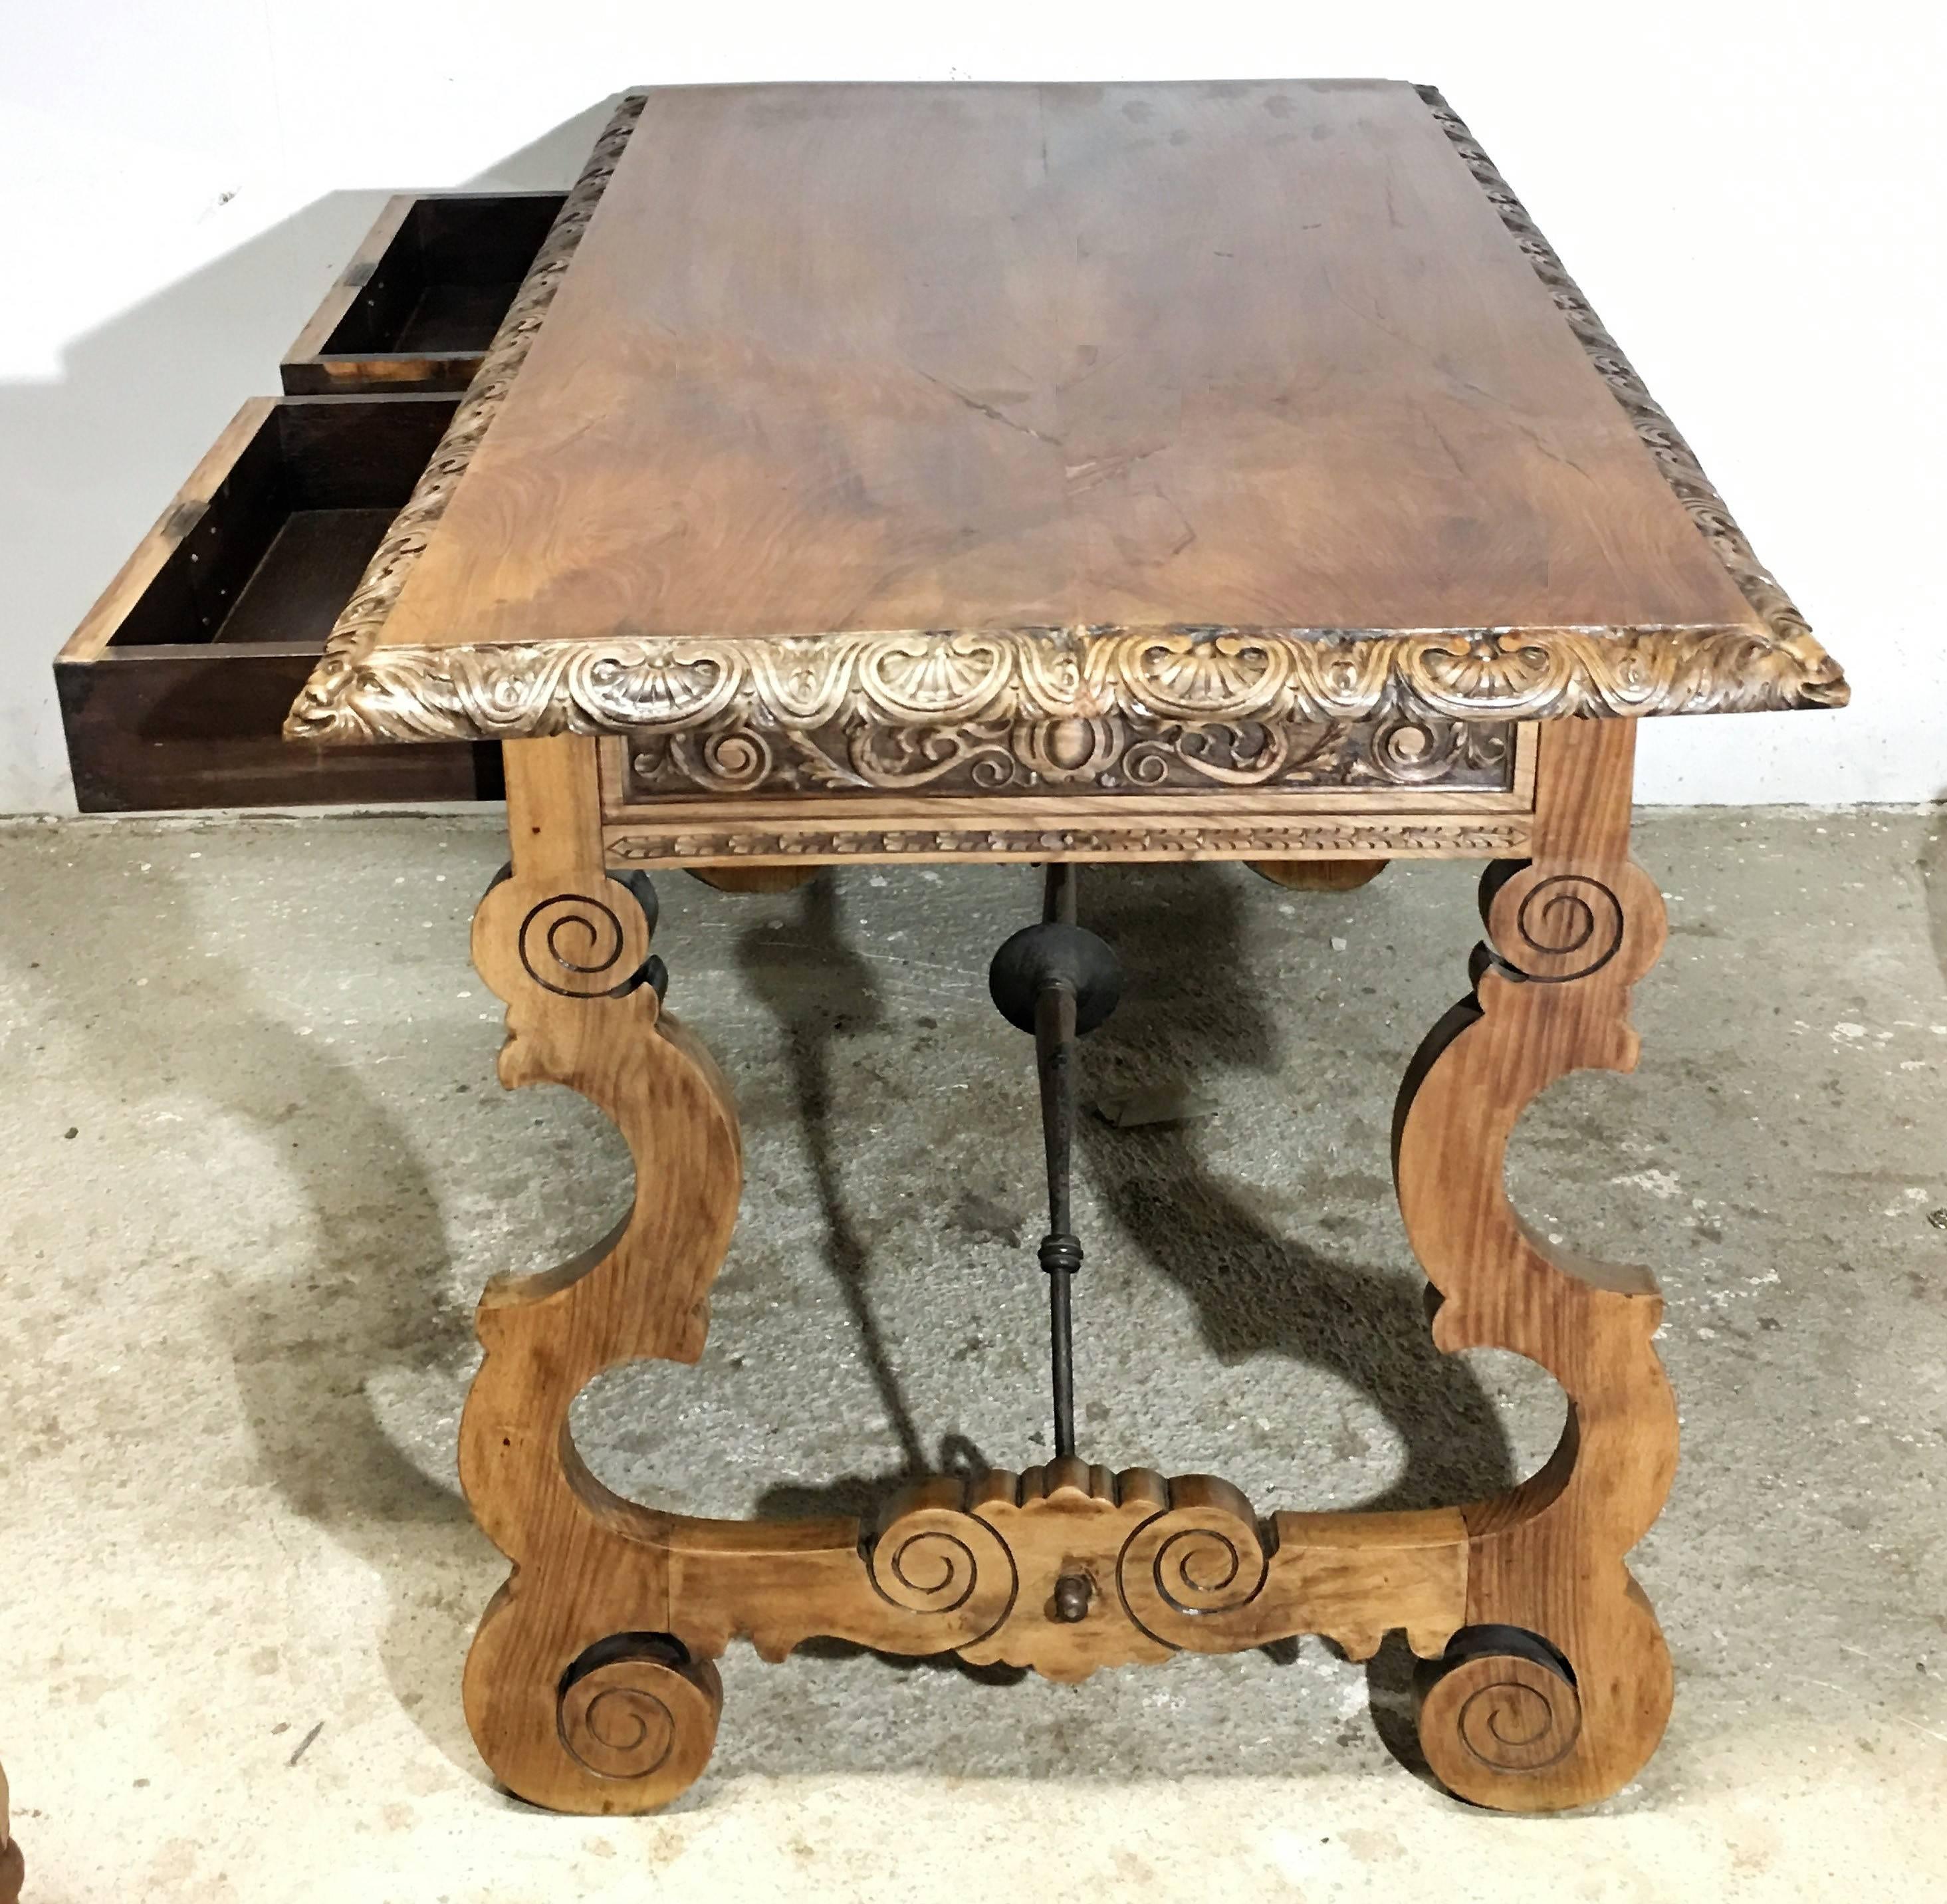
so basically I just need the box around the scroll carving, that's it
[292,618,1845,751]
[621,703,1512,800]
[556,1639,722,1788]
[515,889,646,997]
[1392,719,1679,1810]
[854,1463,1466,1684]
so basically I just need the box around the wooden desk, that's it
[286,80,1844,1815]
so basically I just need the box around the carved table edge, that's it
[284,82,1847,749]
[287,618,1844,749]
[1417,82,1845,714]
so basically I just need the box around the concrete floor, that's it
[2,806,1944,1902]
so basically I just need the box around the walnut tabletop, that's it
[286,80,1843,751]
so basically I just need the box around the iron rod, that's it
[1044,860,1078,927]
[1034,860,1084,1460]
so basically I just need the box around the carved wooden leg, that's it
[459,737,742,1813]
[1393,719,1677,1812]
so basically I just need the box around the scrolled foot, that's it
[556,1633,723,1804]
[1416,1600,1670,1812]
[467,1610,725,1816]
[1417,1625,1582,1801]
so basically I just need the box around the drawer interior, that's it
[58,391,493,811]
[108,395,456,651]
[318,193,564,361]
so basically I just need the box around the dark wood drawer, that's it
[281,191,566,394]
[56,393,501,812]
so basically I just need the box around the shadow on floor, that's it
[741,864,1512,1520]
[1078,862,1514,1513]
[721,862,1509,1762]
[0,844,491,1775]
[737,879,1000,1523]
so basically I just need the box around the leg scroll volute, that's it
[457,739,752,1812]
[1394,721,1680,1812]
[454,727,1686,1816]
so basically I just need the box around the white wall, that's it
[3,1,1940,812]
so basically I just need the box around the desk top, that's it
[288,82,1843,747]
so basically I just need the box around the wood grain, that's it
[378,80,1760,655]
[1248,859,1389,892]
[459,739,1483,1814]
[1393,717,1678,1810]
[461,735,746,1811]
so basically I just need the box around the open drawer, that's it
[281,191,566,394]
[56,393,501,812]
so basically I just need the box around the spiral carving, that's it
[560,1673,676,1778]
[667,724,772,793]
[1421,1648,1583,1781]
[1147,1522,1264,1613]
[518,892,641,997]
[871,1521,994,1615]
[1118,1482,1268,1643]
[868,1493,1014,1637]
[555,1636,721,1792]
[1492,870,1625,983]
[1371,711,1482,784]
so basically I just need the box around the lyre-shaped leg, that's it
[1394,719,1678,1811]
[459,737,742,1813]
